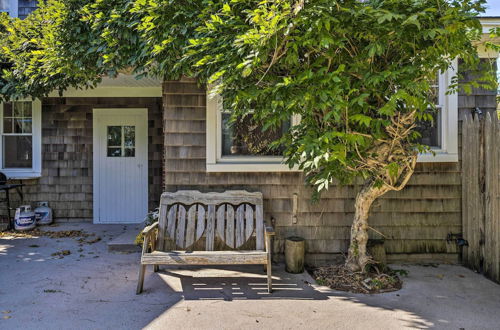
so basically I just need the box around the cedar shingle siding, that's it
[458,59,498,119]
[5,97,163,221]
[162,75,495,265]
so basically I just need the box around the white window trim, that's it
[0,99,42,179]
[207,63,459,172]
[417,59,459,162]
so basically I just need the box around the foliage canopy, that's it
[0,0,496,194]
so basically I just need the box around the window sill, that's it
[417,151,458,163]
[2,170,42,180]
[207,150,459,172]
[206,162,300,172]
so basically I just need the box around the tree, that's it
[174,0,495,271]
[0,0,496,271]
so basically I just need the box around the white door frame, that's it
[92,108,148,224]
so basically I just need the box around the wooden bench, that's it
[136,190,275,294]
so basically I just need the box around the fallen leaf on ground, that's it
[1,311,11,314]
[43,289,63,293]
[51,250,71,257]
[85,237,101,244]
[2,316,11,320]
[0,229,90,239]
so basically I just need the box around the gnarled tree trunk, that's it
[345,112,418,272]
[345,182,389,272]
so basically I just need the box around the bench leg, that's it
[154,265,159,272]
[265,232,273,293]
[266,259,272,293]
[136,264,147,294]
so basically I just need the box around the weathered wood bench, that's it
[136,190,275,294]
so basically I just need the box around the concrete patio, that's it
[1,223,500,330]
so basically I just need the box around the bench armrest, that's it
[141,222,159,255]
[142,222,158,235]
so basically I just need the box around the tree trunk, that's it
[346,182,388,272]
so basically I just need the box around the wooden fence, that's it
[462,113,500,283]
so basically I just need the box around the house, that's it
[0,4,499,265]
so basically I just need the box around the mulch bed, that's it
[311,264,404,294]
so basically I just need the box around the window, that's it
[416,76,442,148]
[207,63,458,171]
[0,0,18,17]
[206,93,299,172]
[417,60,459,162]
[0,100,42,178]
[107,125,136,157]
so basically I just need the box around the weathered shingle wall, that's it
[162,79,482,266]
[458,59,498,120]
[5,97,163,221]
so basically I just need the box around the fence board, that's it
[462,113,500,283]
[462,115,469,266]
[492,115,500,281]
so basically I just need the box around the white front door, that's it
[93,108,148,224]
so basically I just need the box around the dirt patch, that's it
[311,264,405,294]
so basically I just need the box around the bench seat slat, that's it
[175,205,187,248]
[142,250,267,265]
[206,204,215,250]
[235,205,245,248]
[196,205,206,241]
[245,204,254,242]
[226,205,235,248]
[185,205,197,248]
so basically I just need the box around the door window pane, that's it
[107,125,136,157]
[107,126,122,146]
[107,147,122,157]
[124,148,135,157]
[3,136,32,168]
[124,126,135,147]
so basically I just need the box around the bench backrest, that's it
[157,190,265,251]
